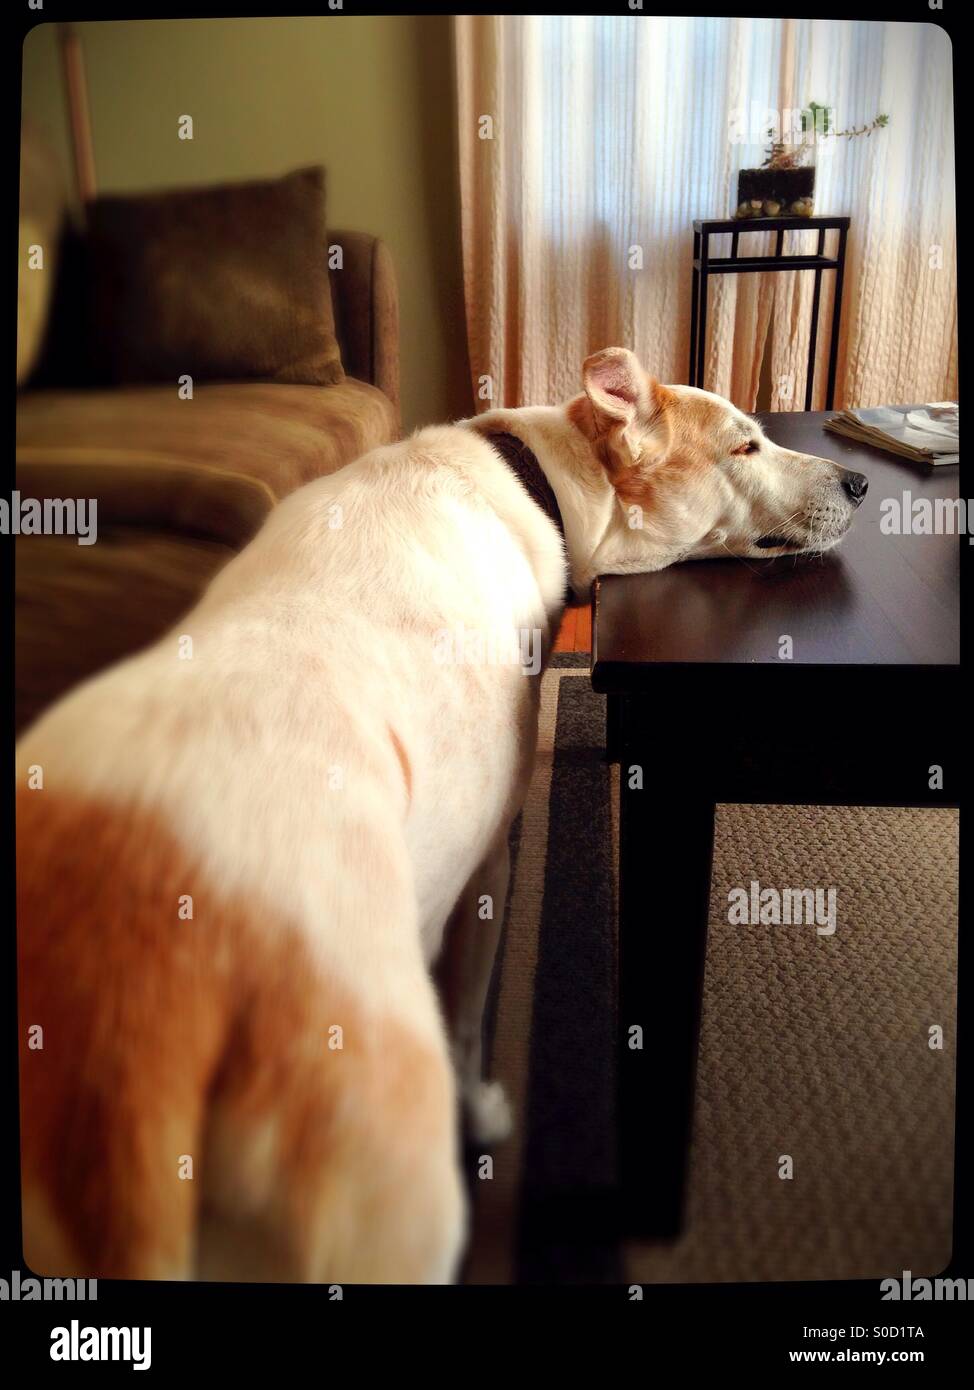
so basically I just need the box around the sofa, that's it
[16,154,401,734]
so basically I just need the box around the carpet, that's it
[462,656,958,1285]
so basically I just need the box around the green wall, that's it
[22,16,472,431]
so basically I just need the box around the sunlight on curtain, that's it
[455,16,956,413]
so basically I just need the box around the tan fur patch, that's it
[566,392,597,440]
[17,790,463,1283]
[586,382,722,510]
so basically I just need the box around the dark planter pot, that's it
[734,164,815,219]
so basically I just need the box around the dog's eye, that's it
[731,440,760,456]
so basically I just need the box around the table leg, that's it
[689,266,699,386]
[803,227,827,411]
[689,231,700,385]
[696,269,708,391]
[825,224,848,411]
[605,690,623,763]
[618,755,715,1239]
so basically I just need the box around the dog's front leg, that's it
[435,834,513,1145]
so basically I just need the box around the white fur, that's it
[17,426,566,1044]
[18,375,857,1048]
[18,355,859,1283]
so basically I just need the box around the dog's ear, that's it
[582,347,650,430]
[576,347,670,473]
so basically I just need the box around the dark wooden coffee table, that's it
[591,409,960,1239]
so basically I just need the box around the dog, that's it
[16,346,866,1284]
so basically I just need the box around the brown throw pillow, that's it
[86,167,344,387]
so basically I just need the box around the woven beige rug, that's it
[465,664,958,1285]
[629,801,958,1284]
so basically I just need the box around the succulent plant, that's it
[762,102,889,170]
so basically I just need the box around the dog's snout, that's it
[840,470,869,506]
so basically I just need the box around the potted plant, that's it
[734,102,889,219]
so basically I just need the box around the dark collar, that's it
[485,430,566,542]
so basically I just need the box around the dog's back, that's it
[16,423,567,1283]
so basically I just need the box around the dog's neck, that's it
[460,404,676,594]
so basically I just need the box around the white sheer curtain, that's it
[455,16,956,412]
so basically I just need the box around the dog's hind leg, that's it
[435,833,514,1144]
[199,950,467,1286]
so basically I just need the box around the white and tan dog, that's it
[17,347,866,1285]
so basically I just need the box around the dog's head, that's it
[568,346,867,576]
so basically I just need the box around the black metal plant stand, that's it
[689,216,850,411]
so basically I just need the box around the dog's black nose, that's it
[841,470,869,505]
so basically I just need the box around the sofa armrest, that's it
[328,230,400,428]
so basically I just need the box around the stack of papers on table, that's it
[824,403,958,466]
